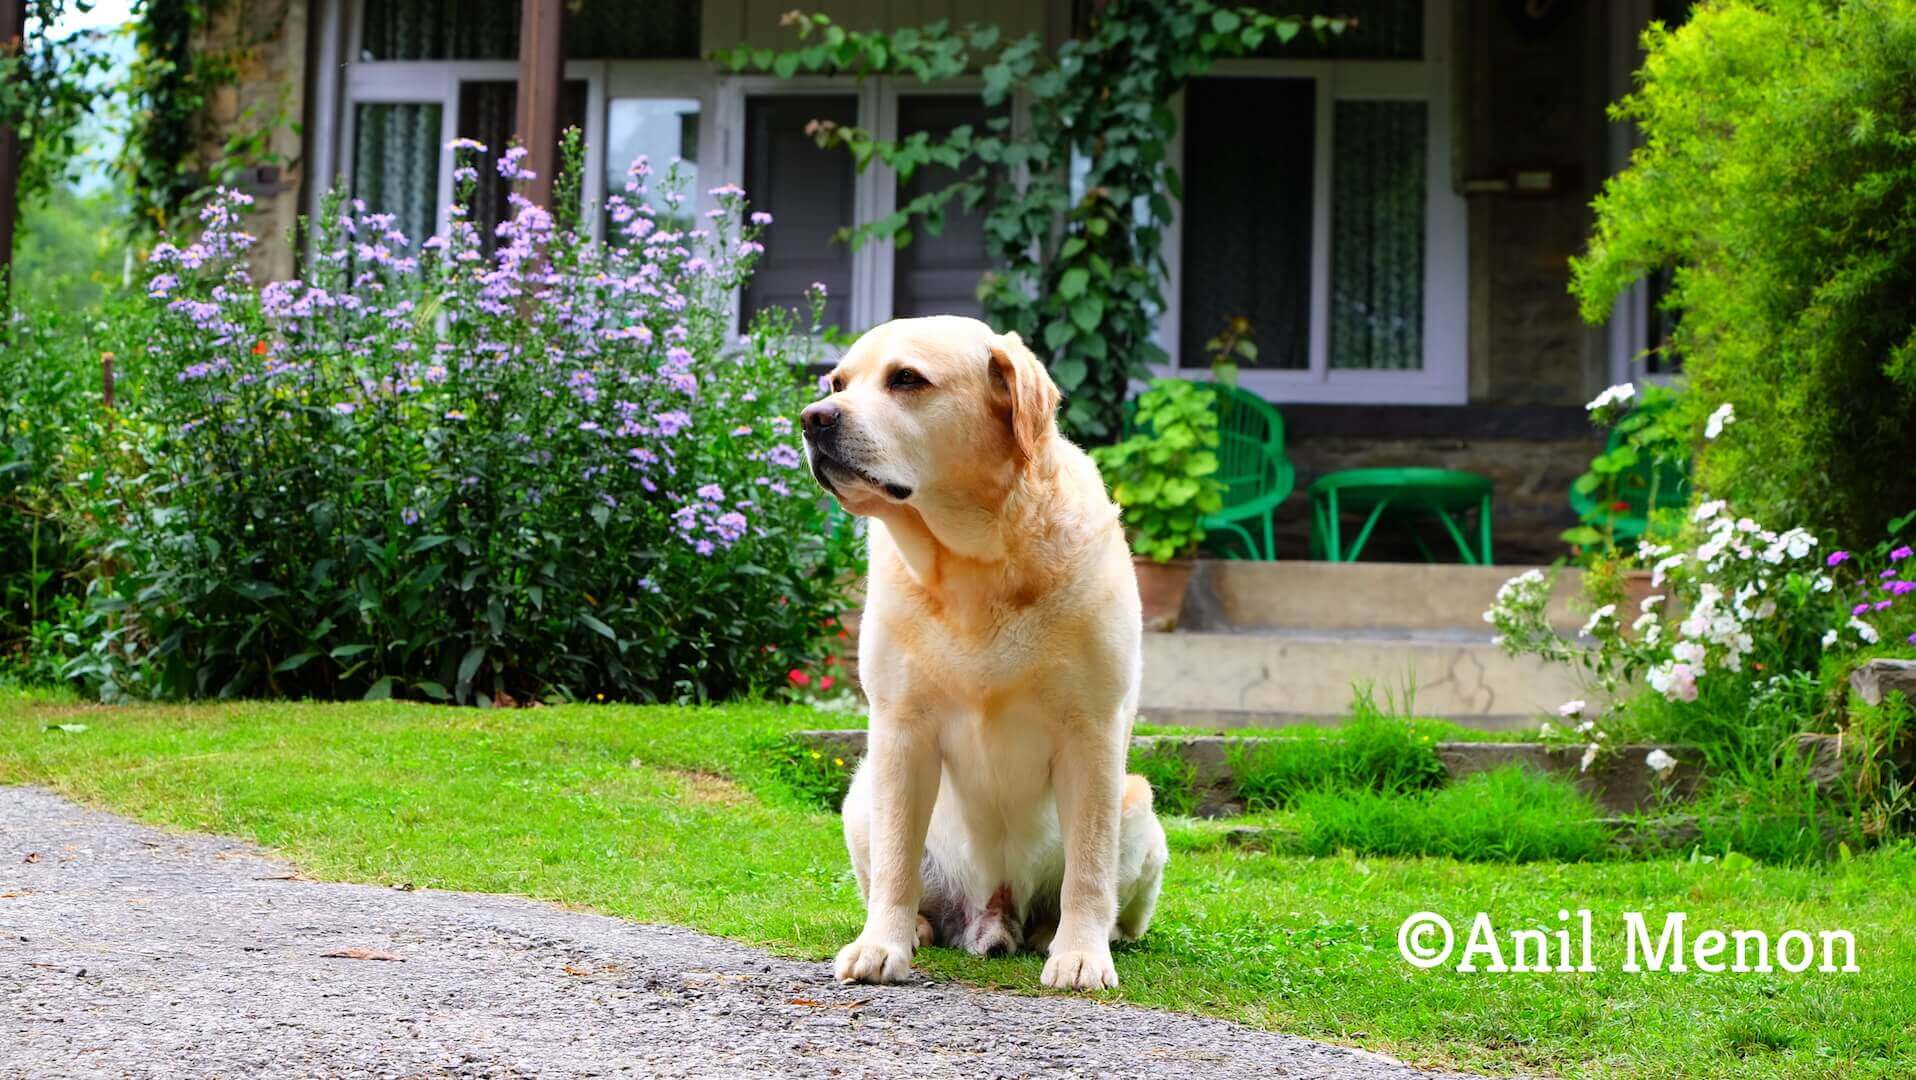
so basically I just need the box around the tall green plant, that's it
[718,3,1344,441]
[1571,0,1916,548]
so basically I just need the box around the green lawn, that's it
[1,694,1910,1079]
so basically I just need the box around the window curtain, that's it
[352,103,442,247]
[1178,77,1316,371]
[360,0,701,61]
[1329,100,1426,371]
[359,0,518,60]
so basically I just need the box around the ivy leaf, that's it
[1050,355,1089,390]
[1211,10,1242,33]
[1058,267,1089,300]
[1043,319,1077,351]
[1069,295,1104,332]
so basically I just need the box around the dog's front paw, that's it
[834,936,914,984]
[1041,946,1118,991]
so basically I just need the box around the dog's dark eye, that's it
[887,368,929,391]
[829,375,845,394]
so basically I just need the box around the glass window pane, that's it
[360,0,518,60]
[567,1,701,59]
[892,95,1002,321]
[352,102,442,246]
[454,80,589,249]
[1329,100,1425,371]
[604,98,702,233]
[740,96,858,332]
[1180,77,1315,371]
[1255,1,1422,60]
[360,0,700,60]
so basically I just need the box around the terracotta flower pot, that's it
[1134,557,1196,632]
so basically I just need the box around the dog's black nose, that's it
[800,401,841,439]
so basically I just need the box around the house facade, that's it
[210,0,1681,563]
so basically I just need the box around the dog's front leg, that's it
[1044,726,1124,990]
[835,717,939,984]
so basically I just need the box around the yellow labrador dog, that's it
[800,315,1167,991]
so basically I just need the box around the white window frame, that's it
[319,0,721,248]
[1159,0,1466,405]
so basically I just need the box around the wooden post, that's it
[0,0,29,308]
[514,0,564,210]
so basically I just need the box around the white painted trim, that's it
[1157,0,1465,405]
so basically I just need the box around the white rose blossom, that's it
[1645,748,1679,774]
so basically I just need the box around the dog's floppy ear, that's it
[988,330,1061,465]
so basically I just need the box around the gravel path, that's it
[2,786,1470,1079]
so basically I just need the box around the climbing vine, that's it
[720,2,1345,440]
[0,1,115,205]
[121,0,284,236]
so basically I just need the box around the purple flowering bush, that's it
[59,140,858,704]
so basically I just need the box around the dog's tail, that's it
[1122,773,1154,816]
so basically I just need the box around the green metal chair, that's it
[1567,427,1691,547]
[1308,467,1494,564]
[1123,383,1296,560]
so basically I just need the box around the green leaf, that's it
[274,651,320,673]
[406,534,452,555]
[1058,267,1089,300]
[1043,319,1077,351]
[330,643,373,659]
[579,612,619,643]
[414,680,450,701]
[364,676,396,702]
[1211,10,1242,33]
[773,52,800,79]
[457,645,487,688]
[1050,356,1088,390]
[1069,295,1104,332]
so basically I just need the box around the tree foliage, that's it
[1571,0,1916,546]
[720,2,1346,441]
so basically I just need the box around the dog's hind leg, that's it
[1113,774,1168,943]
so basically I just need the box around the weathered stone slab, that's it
[1850,659,1916,707]
[1434,741,1701,814]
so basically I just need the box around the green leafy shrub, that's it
[1571,0,1916,546]
[1090,378,1225,562]
[1564,381,1689,559]
[54,143,858,704]
[1,298,153,681]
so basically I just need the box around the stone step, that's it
[1140,630,1581,729]
[1179,560,1587,635]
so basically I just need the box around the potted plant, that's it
[1565,381,1691,623]
[1091,378,1227,631]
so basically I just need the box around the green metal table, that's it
[1308,467,1494,564]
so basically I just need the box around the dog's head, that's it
[800,316,1060,516]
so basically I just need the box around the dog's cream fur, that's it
[801,315,1166,991]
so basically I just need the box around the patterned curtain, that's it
[360,0,700,61]
[1329,101,1425,371]
[359,0,518,60]
[352,103,442,247]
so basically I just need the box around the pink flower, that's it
[1827,551,1851,566]
[1892,546,1913,562]
[1852,603,1871,616]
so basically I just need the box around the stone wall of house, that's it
[196,0,310,283]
